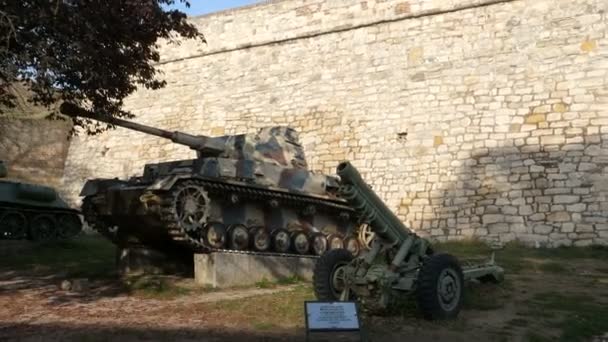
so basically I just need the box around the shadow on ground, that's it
[0,322,305,342]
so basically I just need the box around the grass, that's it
[3,235,607,340]
[202,284,315,330]
[463,282,511,311]
[537,262,568,274]
[0,234,116,278]
[124,275,193,299]
[435,239,608,274]
[255,275,302,289]
[527,291,608,342]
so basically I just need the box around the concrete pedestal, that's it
[116,246,193,276]
[194,252,317,288]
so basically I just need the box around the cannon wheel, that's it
[313,249,354,300]
[416,253,464,320]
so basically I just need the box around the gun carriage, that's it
[313,162,504,319]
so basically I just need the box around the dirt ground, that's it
[1,237,607,342]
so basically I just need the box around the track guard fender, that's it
[146,174,193,191]
[80,178,129,196]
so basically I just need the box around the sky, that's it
[168,0,263,16]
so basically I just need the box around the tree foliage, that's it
[0,0,204,133]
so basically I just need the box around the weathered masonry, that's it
[63,0,608,246]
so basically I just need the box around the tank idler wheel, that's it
[227,224,249,250]
[0,211,27,239]
[29,214,57,241]
[57,214,82,239]
[249,226,271,252]
[271,228,291,253]
[310,233,329,256]
[202,222,227,249]
[313,249,354,301]
[416,253,465,320]
[291,231,310,255]
[327,234,344,250]
[343,236,361,257]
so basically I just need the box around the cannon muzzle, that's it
[60,103,224,155]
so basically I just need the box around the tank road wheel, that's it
[416,253,465,320]
[202,222,227,249]
[0,211,27,239]
[327,234,344,250]
[227,224,249,250]
[357,223,375,251]
[313,249,354,301]
[310,233,328,256]
[29,214,57,241]
[57,214,82,239]
[291,231,310,255]
[271,228,291,253]
[250,226,271,252]
[343,236,361,257]
[173,181,210,241]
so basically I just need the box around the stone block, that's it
[547,211,570,222]
[553,195,580,204]
[195,253,316,288]
[483,214,504,224]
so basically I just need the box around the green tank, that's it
[0,160,82,240]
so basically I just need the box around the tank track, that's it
[0,205,81,240]
[161,178,357,254]
[82,196,120,244]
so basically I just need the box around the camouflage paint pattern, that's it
[60,103,359,255]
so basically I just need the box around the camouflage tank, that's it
[60,103,362,256]
[0,160,82,240]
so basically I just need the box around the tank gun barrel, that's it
[60,103,224,154]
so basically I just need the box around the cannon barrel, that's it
[336,161,412,245]
[60,103,225,154]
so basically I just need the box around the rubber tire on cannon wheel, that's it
[416,253,465,320]
[313,249,354,301]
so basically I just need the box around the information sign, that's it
[304,301,360,331]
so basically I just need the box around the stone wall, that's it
[63,0,608,246]
[0,118,72,188]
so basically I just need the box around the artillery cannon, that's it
[60,103,362,256]
[313,162,504,319]
[0,160,82,240]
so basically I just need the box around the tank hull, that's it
[0,181,82,241]
[83,175,360,256]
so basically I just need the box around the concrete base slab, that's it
[194,252,317,288]
[116,246,193,276]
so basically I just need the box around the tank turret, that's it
[60,103,307,169]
